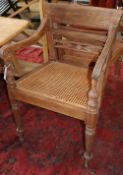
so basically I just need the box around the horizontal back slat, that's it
[44,2,121,30]
[53,29,107,45]
[63,49,99,60]
[54,42,102,54]
[62,54,97,67]
[57,25,108,35]
[54,39,103,51]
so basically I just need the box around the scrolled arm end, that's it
[0,43,16,63]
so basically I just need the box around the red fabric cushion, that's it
[16,46,44,63]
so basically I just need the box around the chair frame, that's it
[0,2,122,167]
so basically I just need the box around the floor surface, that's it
[0,64,123,175]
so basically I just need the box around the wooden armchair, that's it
[0,1,122,167]
[0,0,37,17]
[8,0,38,18]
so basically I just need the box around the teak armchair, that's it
[0,1,122,167]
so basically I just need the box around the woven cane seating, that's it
[16,62,91,115]
[0,1,122,167]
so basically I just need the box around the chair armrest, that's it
[92,26,117,80]
[87,27,117,112]
[0,17,48,63]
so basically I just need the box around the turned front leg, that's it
[5,62,24,142]
[84,79,98,167]
[10,99,24,142]
[84,124,96,168]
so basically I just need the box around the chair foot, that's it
[16,128,24,142]
[84,152,93,168]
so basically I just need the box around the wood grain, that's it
[0,17,28,47]
[0,1,122,167]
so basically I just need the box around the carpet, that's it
[0,63,123,175]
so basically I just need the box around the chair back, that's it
[41,1,122,66]
[44,2,118,30]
